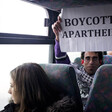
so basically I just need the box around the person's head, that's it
[8,63,59,112]
[81,52,103,75]
[107,51,112,55]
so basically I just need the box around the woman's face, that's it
[8,78,20,104]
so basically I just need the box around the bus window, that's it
[67,52,81,63]
[0,0,48,36]
[0,0,50,110]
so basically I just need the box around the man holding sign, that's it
[52,16,103,109]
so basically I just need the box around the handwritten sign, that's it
[59,5,112,52]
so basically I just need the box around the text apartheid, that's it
[62,29,112,38]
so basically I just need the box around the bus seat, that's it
[73,57,82,67]
[74,55,112,67]
[85,64,112,112]
[103,55,112,64]
[40,63,83,112]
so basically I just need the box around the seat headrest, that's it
[40,63,83,112]
[103,55,112,64]
[40,63,77,96]
[85,64,112,112]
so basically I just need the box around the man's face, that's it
[83,52,101,75]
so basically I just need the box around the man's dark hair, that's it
[81,52,103,63]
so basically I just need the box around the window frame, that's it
[0,7,59,63]
[0,9,59,44]
[0,33,54,44]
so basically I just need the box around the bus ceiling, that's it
[23,0,112,11]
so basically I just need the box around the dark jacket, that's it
[0,103,15,112]
[1,96,77,112]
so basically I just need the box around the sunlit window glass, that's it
[0,0,50,110]
[0,45,50,109]
[0,0,48,36]
[67,52,81,63]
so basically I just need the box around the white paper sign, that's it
[59,5,112,52]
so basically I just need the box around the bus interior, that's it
[0,0,112,111]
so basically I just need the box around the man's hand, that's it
[52,16,62,41]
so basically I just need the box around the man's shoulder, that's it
[71,64,84,74]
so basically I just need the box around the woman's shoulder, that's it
[47,96,77,112]
[0,103,15,112]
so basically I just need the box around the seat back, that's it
[103,55,112,64]
[73,57,82,67]
[85,64,112,112]
[40,63,83,112]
